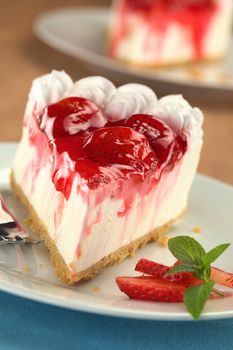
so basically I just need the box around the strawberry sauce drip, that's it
[110,0,218,60]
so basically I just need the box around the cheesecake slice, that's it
[11,71,203,284]
[109,0,233,67]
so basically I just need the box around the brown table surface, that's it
[1,0,233,185]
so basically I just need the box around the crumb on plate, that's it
[158,235,169,247]
[218,72,232,83]
[23,265,30,273]
[187,67,204,80]
[93,286,101,293]
[192,226,202,234]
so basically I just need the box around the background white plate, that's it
[1,143,233,320]
[34,7,233,99]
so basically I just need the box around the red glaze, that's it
[83,126,158,177]
[45,97,105,138]
[28,96,187,201]
[110,0,218,60]
[125,114,187,168]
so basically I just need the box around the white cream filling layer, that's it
[13,129,202,273]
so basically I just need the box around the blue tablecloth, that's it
[1,291,233,350]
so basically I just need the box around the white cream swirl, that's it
[71,76,116,108]
[26,71,203,148]
[28,70,73,113]
[104,84,157,121]
[145,95,204,147]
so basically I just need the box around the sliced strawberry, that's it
[83,126,158,178]
[135,259,169,277]
[125,114,187,168]
[116,276,185,302]
[135,258,201,287]
[210,267,233,289]
[46,97,106,138]
[137,259,233,289]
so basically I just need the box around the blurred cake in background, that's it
[109,0,233,67]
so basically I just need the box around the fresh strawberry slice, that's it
[116,276,185,302]
[135,258,201,287]
[46,97,106,137]
[135,259,170,277]
[83,126,158,177]
[170,260,233,289]
[136,259,233,290]
[210,267,233,289]
[125,114,187,168]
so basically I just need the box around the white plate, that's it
[0,143,233,321]
[34,7,233,98]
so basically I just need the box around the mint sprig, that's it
[166,236,230,319]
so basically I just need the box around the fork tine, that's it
[0,237,10,246]
[0,195,43,246]
[0,235,43,245]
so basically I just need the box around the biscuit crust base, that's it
[10,171,180,285]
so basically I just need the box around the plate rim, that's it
[0,142,233,321]
[33,6,233,93]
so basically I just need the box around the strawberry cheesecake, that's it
[11,71,203,284]
[109,0,233,66]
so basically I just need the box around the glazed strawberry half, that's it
[44,97,106,137]
[83,126,158,179]
[125,114,187,169]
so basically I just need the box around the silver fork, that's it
[0,195,43,246]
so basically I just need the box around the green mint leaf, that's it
[202,243,230,267]
[165,264,195,276]
[168,236,206,266]
[184,280,215,320]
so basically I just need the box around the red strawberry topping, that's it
[46,97,106,138]
[83,126,158,178]
[125,114,187,168]
[31,95,188,196]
